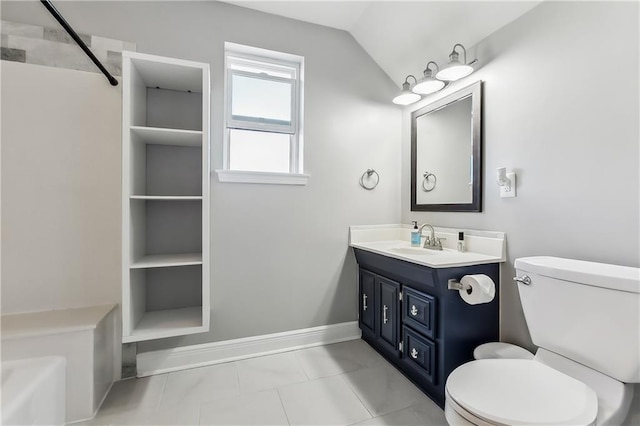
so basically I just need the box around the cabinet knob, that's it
[410,305,418,316]
[383,305,389,324]
[363,294,368,311]
[410,348,419,359]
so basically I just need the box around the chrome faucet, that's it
[418,223,445,250]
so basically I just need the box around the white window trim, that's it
[218,42,307,185]
[216,169,309,185]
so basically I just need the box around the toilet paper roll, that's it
[459,274,495,305]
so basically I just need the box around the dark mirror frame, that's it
[411,81,482,212]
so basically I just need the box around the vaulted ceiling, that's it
[224,1,541,87]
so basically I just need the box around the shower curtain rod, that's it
[40,0,119,86]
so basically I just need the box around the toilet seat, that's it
[473,342,534,360]
[446,359,598,425]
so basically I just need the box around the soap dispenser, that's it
[411,221,421,247]
[457,232,466,252]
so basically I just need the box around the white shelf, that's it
[125,51,205,93]
[131,253,202,269]
[130,195,203,201]
[124,307,204,343]
[130,126,202,147]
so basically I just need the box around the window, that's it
[217,43,307,185]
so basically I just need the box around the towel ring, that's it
[360,168,379,190]
[422,171,437,192]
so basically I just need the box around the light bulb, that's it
[392,92,421,105]
[436,64,474,81]
[412,79,445,95]
[436,45,474,81]
[393,77,421,105]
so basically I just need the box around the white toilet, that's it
[445,256,640,426]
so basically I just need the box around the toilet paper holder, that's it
[447,279,472,291]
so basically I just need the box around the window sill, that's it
[215,169,309,185]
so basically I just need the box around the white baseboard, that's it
[136,321,361,377]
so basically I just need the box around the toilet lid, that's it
[446,359,598,426]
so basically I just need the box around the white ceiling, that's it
[224,1,541,87]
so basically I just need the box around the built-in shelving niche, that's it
[129,199,202,266]
[122,51,210,343]
[129,265,203,341]
[129,127,203,198]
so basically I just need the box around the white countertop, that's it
[349,224,506,268]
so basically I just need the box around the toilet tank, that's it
[515,256,640,383]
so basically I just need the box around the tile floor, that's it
[81,339,447,425]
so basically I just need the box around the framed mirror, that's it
[411,81,482,212]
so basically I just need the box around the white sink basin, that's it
[389,247,437,256]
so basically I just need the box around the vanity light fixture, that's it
[496,167,517,198]
[436,43,475,82]
[412,61,446,95]
[392,75,421,105]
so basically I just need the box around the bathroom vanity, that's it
[350,225,505,407]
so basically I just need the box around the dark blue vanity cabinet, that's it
[359,270,401,357]
[354,248,499,408]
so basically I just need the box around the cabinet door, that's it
[359,270,376,335]
[377,277,400,354]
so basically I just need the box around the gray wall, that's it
[402,1,639,350]
[1,1,401,351]
[1,61,122,314]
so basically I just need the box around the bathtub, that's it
[1,356,66,425]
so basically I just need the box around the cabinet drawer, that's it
[403,326,436,385]
[402,287,436,339]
